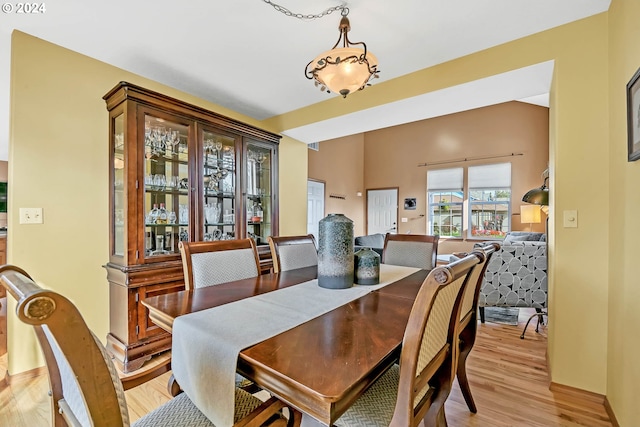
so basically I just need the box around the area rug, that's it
[483,307,519,325]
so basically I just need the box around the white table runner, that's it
[171,264,420,427]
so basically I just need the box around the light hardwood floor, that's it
[0,309,613,427]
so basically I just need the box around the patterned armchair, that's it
[474,232,547,336]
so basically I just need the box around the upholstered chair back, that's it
[0,266,130,426]
[44,326,131,426]
[335,254,480,427]
[179,239,260,290]
[382,234,439,270]
[400,256,476,418]
[268,235,318,273]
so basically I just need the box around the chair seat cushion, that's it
[334,364,399,427]
[132,388,263,427]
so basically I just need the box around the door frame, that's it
[307,179,326,240]
[366,187,399,235]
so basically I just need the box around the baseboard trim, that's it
[549,382,605,405]
[6,366,46,385]
[604,396,620,427]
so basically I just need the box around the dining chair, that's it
[179,238,262,392]
[0,265,296,427]
[267,234,318,273]
[334,253,481,427]
[455,243,500,413]
[179,238,261,290]
[381,233,440,270]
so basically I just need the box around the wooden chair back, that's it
[390,253,480,426]
[179,239,260,290]
[267,234,318,273]
[455,243,500,414]
[459,243,500,327]
[382,234,440,270]
[0,265,129,427]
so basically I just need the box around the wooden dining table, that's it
[142,265,430,426]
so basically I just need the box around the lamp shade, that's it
[520,205,542,224]
[522,187,549,205]
[310,48,378,97]
[305,12,379,98]
[522,177,549,205]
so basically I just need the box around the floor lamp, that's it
[520,176,549,338]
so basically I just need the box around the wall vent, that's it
[329,193,346,200]
[308,142,319,151]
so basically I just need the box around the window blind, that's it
[427,167,463,191]
[468,163,511,188]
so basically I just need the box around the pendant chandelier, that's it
[305,8,379,98]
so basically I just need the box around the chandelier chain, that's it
[262,0,347,20]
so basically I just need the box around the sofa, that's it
[354,233,386,256]
[475,232,548,314]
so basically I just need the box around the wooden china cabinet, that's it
[103,82,280,372]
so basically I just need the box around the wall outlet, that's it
[19,208,44,224]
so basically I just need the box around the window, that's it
[468,163,511,239]
[427,163,512,239]
[427,168,463,237]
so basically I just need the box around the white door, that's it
[367,189,398,235]
[307,180,325,240]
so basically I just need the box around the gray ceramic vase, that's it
[354,247,380,285]
[317,213,354,289]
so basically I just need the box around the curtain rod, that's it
[417,152,524,167]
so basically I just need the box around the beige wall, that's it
[7,31,307,374]
[277,136,309,236]
[365,102,548,236]
[308,133,365,236]
[607,0,640,425]
[309,102,549,253]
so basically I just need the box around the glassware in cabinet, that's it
[202,129,238,242]
[143,114,190,258]
[245,141,276,246]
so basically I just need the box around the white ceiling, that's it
[0,0,611,158]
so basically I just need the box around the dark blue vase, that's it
[354,247,380,285]
[318,213,354,289]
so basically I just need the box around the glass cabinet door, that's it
[245,141,274,246]
[143,114,190,259]
[112,113,125,258]
[202,129,238,242]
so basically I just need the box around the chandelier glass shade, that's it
[305,11,379,98]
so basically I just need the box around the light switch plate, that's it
[19,207,44,224]
[563,210,577,228]
[401,218,408,223]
